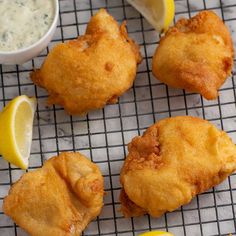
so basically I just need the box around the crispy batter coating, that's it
[3,152,104,236]
[152,11,234,100]
[31,9,141,115]
[120,116,236,217]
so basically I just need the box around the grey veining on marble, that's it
[0,0,236,236]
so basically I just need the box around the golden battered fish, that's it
[31,9,142,115]
[120,116,236,217]
[3,152,104,236]
[152,11,234,100]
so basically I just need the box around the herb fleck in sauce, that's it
[0,0,54,52]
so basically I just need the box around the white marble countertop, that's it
[0,0,236,235]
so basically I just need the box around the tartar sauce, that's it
[0,0,54,52]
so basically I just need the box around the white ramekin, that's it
[0,0,59,65]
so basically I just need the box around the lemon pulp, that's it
[14,100,35,162]
[0,95,36,169]
[127,0,175,32]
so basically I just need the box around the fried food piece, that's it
[120,116,236,217]
[31,9,141,115]
[3,152,104,236]
[152,11,234,100]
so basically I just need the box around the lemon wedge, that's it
[139,231,174,236]
[0,95,36,169]
[127,0,175,32]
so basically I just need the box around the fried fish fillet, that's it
[31,9,141,115]
[120,116,236,217]
[152,11,234,100]
[3,152,104,236]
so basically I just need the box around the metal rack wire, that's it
[0,0,236,235]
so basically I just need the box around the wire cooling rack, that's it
[0,0,236,235]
